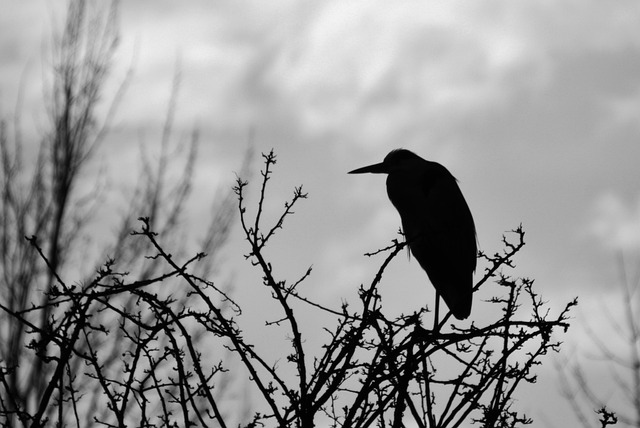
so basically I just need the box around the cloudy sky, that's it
[2,0,640,426]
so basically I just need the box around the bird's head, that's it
[348,149,425,175]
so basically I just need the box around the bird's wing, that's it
[421,171,477,271]
[412,168,477,318]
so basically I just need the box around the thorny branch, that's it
[1,150,579,427]
[229,150,575,428]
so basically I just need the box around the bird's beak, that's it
[348,162,388,174]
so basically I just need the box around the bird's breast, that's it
[386,173,431,241]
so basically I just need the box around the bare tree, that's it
[0,1,242,426]
[1,146,574,427]
[230,151,573,428]
[559,255,640,428]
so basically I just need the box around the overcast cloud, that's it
[2,0,640,425]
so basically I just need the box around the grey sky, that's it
[2,0,640,425]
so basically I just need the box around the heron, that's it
[349,149,477,321]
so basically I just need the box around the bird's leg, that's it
[433,292,440,332]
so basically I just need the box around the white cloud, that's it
[602,85,640,130]
[258,1,554,149]
[589,192,640,250]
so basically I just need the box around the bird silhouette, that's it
[349,149,477,321]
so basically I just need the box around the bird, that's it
[349,149,477,321]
